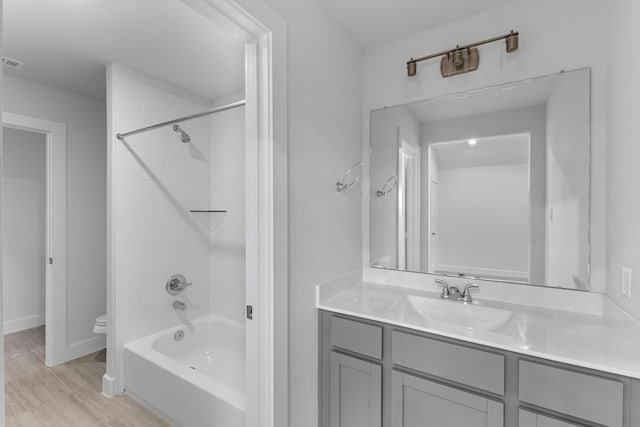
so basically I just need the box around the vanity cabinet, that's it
[329,352,381,427]
[391,370,503,427]
[319,310,639,427]
[518,360,623,427]
[519,409,584,427]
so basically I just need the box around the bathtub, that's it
[123,316,245,427]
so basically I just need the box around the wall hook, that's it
[336,162,363,192]
[376,175,398,197]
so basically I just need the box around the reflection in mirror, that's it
[370,68,590,290]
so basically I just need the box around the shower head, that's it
[172,124,191,143]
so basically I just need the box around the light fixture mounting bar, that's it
[407,30,519,77]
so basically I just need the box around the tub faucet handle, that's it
[166,274,192,295]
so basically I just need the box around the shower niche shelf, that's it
[189,210,227,231]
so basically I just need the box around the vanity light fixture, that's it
[407,30,519,78]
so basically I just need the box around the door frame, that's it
[200,4,288,424]
[101,1,287,426]
[2,111,67,367]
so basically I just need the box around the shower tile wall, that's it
[111,64,213,385]
[210,105,245,324]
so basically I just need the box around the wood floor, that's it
[4,327,169,427]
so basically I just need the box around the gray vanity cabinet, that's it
[519,410,583,427]
[329,352,382,427]
[319,310,638,427]
[391,370,504,427]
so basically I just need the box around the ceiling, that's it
[432,133,530,169]
[2,0,251,102]
[317,0,519,50]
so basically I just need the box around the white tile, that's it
[116,272,168,314]
[116,242,165,279]
[115,143,149,181]
[164,238,211,272]
[155,211,193,241]
[116,212,157,244]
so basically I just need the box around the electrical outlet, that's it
[622,266,632,299]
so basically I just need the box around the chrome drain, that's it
[174,330,184,341]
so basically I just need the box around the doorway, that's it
[2,112,67,367]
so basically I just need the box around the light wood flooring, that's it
[4,327,169,427]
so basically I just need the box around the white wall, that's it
[607,0,640,319]
[546,71,590,288]
[437,162,529,278]
[2,75,107,348]
[259,0,363,425]
[210,104,246,323]
[109,64,214,388]
[420,106,546,282]
[363,0,608,293]
[1,128,46,333]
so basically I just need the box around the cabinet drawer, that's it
[519,360,623,427]
[391,330,504,395]
[331,316,382,359]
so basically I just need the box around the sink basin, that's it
[404,295,512,331]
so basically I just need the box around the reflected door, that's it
[399,140,421,271]
[429,176,439,273]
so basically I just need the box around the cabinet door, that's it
[330,352,381,427]
[519,409,585,427]
[391,370,504,427]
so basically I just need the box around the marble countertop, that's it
[317,277,640,379]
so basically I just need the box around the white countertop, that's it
[317,272,640,379]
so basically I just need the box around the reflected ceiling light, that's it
[406,30,519,78]
[468,139,478,146]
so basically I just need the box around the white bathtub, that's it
[123,316,245,426]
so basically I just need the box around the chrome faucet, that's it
[461,283,479,303]
[435,279,479,303]
[435,279,451,298]
[173,300,187,311]
[166,274,192,295]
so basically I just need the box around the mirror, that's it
[370,68,590,290]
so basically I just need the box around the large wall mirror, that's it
[370,68,591,290]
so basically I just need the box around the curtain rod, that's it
[116,99,246,140]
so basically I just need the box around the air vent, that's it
[2,56,25,70]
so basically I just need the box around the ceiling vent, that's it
[2,56,26,70]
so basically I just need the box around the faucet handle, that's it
[435,278,450,297]
[462,283,479,302]
[166,274,191,295]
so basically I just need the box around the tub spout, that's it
[173,300,187,311]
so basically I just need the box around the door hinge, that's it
[49,257,53,265]
[246,305,253,320]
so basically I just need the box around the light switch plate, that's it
[622,266,632,299]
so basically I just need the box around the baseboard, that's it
[65,335,106,361]
[102,374,116,398]
[3,313,45,334]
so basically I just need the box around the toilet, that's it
[93,313,107,334]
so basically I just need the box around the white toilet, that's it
[93,313,107,334]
